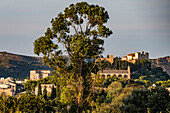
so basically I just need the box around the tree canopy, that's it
[34,2,112,112]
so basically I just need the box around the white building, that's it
[122,51,149,63]
[30,70,51,81]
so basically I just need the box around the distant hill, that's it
[149,56,170,76]
[0,51,51,79]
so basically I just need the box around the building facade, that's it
[0,77,23,96]
[122,51,149,63]
[99,66,131,79]
[30,70,51,81]
[35,84,55,95]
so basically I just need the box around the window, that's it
[118,75,122,78]
[107,74,111,78]
[102,75,105,79]
[124,75,128,78]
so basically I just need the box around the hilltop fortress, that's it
[97,51,149,64]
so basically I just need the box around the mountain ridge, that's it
[0,51,51,79]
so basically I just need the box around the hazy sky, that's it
[0,0,170,59]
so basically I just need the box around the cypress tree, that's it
[50,85,56,100]
[37,83,42,96]
[43,87,47,100]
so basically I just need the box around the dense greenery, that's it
[0,93,54,112]
[2,74,170,113]
[122,87,170,113]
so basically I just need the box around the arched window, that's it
[118,74,122,78]
[124,75,128,78]
[107,74,111,78]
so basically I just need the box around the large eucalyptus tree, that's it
[34,2,112,112]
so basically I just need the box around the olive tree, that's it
[34,2,112,112]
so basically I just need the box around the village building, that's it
[0,77,23,96]
[35,84,56,95]
[30,70,51,81]
[122,51,149,63]
[99,66,131,79]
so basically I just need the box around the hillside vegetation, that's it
[0,51,51,79]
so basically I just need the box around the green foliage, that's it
[132,63,169,82]
[122,88,149,113]
[60,86,74,105]
[93,72,104,87]
[0,93,54,113]
[135,76,152,87]
[122,87,170,113]
[156,79,170,87]
[24,80,37,91]
[147,87,170,113]
[18,93,54,112]
[106,81,123,103]
[33,2,112,112]
[89,78,146,113]
[102,75,121,88]
[0,94,17,112]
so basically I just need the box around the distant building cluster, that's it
[0,77,24,96]
[97,51,149,64]
[30,70,51,81]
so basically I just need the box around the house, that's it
[122,51,149,63]
[0,85,15,96]
[30,70,51,81]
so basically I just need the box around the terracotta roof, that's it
[127,53,135,56]
[100,70,128,74]
[122,56,127,58]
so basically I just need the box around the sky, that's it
[0,0,170,59]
